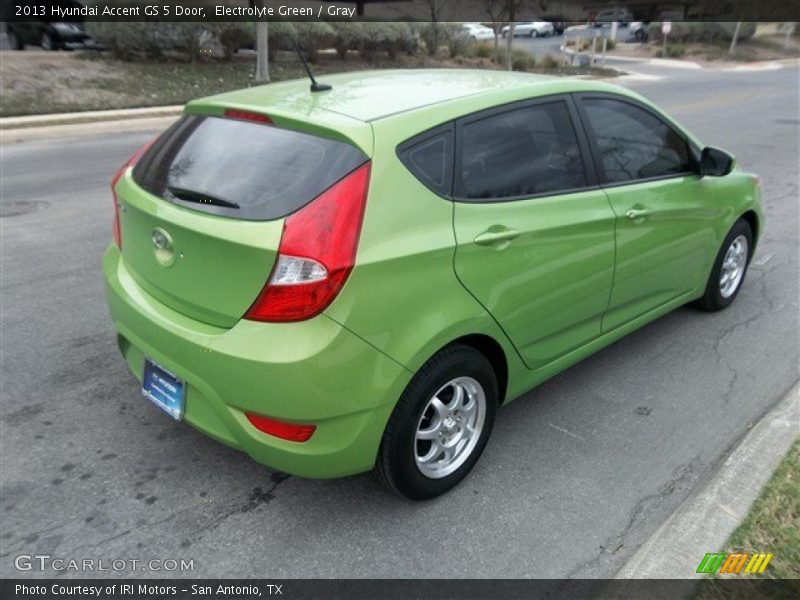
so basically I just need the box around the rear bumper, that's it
[103,245,411,478]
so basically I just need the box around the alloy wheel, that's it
[719,234,748,298]
[414,376,486,479]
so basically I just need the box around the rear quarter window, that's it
[132,115,368,221]
[397,124,454,198]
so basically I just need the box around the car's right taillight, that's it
[110,139,154,249]
[245,162,371,322]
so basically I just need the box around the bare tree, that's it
[482,0,509,52]
[250,0,270,83]
[422,0,450,55]
[504,0,527,70]
[728,21,743,56]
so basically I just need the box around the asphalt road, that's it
[1,62,798,579]
[510,24,634,59]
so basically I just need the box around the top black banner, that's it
[3,0,800,23]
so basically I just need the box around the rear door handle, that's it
[625,208,651,220]
[474,227,520,246]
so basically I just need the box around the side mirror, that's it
[700,146,734,177]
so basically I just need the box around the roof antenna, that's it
[292,38,332,93]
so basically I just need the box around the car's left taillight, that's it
[244,162,371,322]
[110,140,154,249]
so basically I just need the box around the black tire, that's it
[694,219,753,312]
[41,32,55,51]
[8,30,23,50]
[376,344,498,500]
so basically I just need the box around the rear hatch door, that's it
[117,113,368,327]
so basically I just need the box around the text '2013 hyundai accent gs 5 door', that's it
[104,70,763,500]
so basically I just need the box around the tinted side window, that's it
[398,128,453,197]
[581,98,692,184]
[459,100,587,200]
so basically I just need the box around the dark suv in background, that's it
[3,1,97,50]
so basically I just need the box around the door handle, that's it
[474,227,520,246]
[625,208,651,220]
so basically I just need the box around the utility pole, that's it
[728,21,742,57]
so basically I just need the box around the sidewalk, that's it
[616,381,800,579]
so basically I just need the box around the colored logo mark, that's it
[696,552,773,574]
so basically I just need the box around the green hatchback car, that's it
[104,70,763,499]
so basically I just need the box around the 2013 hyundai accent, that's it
[103,70,763,499]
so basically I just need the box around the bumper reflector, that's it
[245,413,316,442]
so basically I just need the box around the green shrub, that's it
[539,54,560,69]
[87,22,163,60]
[362,22,416,59]
[447,26,471,58]
[493,47,535,71]
[419,22,459,56]
[512,50,535,71]
[330,22,416,60]
[663,43,686,58]
[471,42,493,58]
[605,37,616,50]
[214,23,254,60]
[291,22,336,62]
[87,22,219,61]
[266,22,296,60]
[647,22,756,44]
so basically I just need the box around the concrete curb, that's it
[0,105,183,130]
[615,381,800,579]
[0,116,180,143]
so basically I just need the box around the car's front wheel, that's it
[376,344,498,500]
[8,30,23,50]
[41,32,55,51]
[695,218,753,311]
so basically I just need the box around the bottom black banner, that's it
[3,579,800,600]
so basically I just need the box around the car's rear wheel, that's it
[530,29,539,38]
[376,344,497,500]
[695,219,753,311]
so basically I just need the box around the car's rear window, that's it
[132,115,368,221]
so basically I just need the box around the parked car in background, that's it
[629,21,649,41]
[104,70,763,500]
[462,23,495,42]
[542,16,568,35]
[593,8,633,26]
[6,21,97,50]
[501,21,555,38]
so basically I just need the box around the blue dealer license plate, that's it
[142,358,185,420]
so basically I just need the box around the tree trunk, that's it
[505,23,515,70]
[255,21,269,83]
[728,21,742,56]
[505,1,516,71]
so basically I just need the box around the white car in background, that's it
[593,8,634,26]
[462,23,496,41]
[628,21,649,41]
[501,21,555,38]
